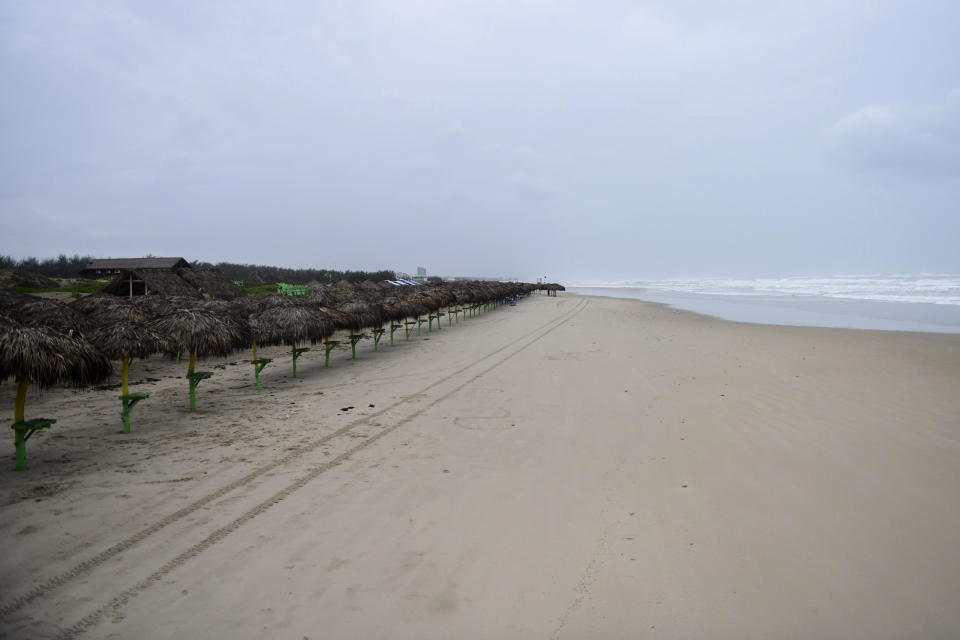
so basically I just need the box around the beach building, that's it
[80,257,189,278]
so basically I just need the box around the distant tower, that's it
[416,266,427,277]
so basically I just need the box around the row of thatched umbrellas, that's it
[1,281,563,470]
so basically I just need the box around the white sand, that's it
[2,294,959,639]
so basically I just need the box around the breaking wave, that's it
[572,275,960,306]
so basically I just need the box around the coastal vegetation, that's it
[0,255,395,285]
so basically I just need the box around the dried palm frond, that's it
[69,292,126,315]
[0,326,112,388]
[13,299,88,334]
[335,300,383,330]
[87,320,168,360]
[253,306,333,347]
[149,308,248,357]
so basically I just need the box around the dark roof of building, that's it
[83,257,189,271]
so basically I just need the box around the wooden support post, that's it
[324,341,340,367]
[290,347,310,377]
[349,334,363,359]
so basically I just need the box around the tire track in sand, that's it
[55,297,588,639]
[0,297,585,624]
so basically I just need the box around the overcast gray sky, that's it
[1,1,958,282]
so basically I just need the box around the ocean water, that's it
[567,275,960,333]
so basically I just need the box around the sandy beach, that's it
[2,293,959,639]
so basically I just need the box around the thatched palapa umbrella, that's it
[254,304,332,378]
[200,298,267,388]
[150,307,246,411]
[335,299,384,358]
[250,295,302,381]
[1,325,111,470]
[402,292,438,336]
[86,305,166,432]
[381,297,414,344]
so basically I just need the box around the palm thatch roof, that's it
[149,308,248,357]
[0,326,112,388]
[87,320,167,361]
[12,299,89,334]
[69,291,127,316]
[131,295,202,318]
[255,294,301,311]
[202,297,254,321]
[314,306,355,331]
[303,288,343,308]
[100,269,203,299]
[177,268,246,300]
[60,278,552,364]
[0,290,44,310]
[332,280,356,292]
[380,297,420,322]
[335,300,384,330]
[253,306,333,347]
[401,292,440,313]
[421,285,457,307]
[356,280,383,292]
[84,304,168,360]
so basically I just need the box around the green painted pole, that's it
[290,347,310,377]
[119,394,150,433]
[349,334,363,359]
[253,360,270,389]
[13,429,26,471]
[324,341,339,367]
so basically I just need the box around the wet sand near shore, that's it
[2,294,959,639]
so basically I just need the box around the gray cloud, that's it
[1,1,959,280]
[826,91,960,178]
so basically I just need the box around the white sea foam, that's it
[571,275,960,306]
